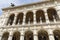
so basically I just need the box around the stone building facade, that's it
[0,0,60,40]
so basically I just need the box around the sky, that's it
[0,0,45,15]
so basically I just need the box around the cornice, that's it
[2,1,51,11]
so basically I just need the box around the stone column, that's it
[49,35,55,40]
[33,30,38,40]
[0,37,1,40]
[48,29,55,40]
[20,35,24,40]
[22,12,26,25]
[33,10,36,24]
[8,32,12,40]
[20,31,24,40]
[13,13,17,25]
[8,36,12,40]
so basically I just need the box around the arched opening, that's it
[25,11,33,24]
[47,8,59,22]
[38,30,49,40]
[1,32,9,40]
[53,30,60,40]
[36,10,46,23]
[15,13,24,25]
[7,14,15,25]
[12,31,20,40]
[24,31,33,40]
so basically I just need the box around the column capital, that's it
[23,11,27,15]
[20,31,24,36]
[15,13,18,17]
[33,30,37,35]
[47,29,54,35]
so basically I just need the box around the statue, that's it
[11,3,15,7]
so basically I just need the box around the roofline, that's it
[2,1,52,10]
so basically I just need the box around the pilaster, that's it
[13,13,17,25]
[33,10,37,24]
[45,12,50,23]
[22,12,26,25]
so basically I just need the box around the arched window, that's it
[24,31,33,40]
[25,11,33,24]
[38,30,49,40]
[12,31,20,40]
[47,8,59,22]
[53,30,60,40]
[15,13,24,25]
[7,14,15,25]
[1,32,9,40]
[36,10,46,23]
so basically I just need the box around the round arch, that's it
[12,31,20,40]
[25,11,34,24]
[47,8,59,22]
[36,10,46,23]
[24,30,33,40]
[53,30,60,40]
[37,30,49,40]
[7,14,15,25]
[15,13,24,25]
[1,32,9,40]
